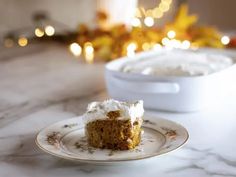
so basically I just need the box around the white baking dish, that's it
[105,49,236,112]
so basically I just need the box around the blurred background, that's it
[1,0,236,33]
[0,0,236,61]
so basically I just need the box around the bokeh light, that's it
[69,43,82,57]
[45,25,55,36]
[35,28,44,37]
[144,17,154,27]
[221,36,230,45]
[18,37,28,47]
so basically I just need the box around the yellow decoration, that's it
[168,4,198,31]
[92,35,113,47]
[69,3,225,62]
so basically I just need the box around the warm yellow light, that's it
[84,42,94,64]
[153,43,162,51]
[127,42,137,57]
[167,30,176,39]
[181,40,191,49]
[85,43,94,53]
[191,43,199,50]
[135,8,142,18]
[131,18,141,27]
[138,0,172,20]
[69,43,82,57]
[221,36,230,45]
[127,42,137,51]
[34,28,44,37]
[153,8,163,18]
[159,2,170,12]
[45,25,55,36]
[144,17,154,27]
[142,42,151,51]
[127,50,135,57]
[4,38,14,48]
[146,10,153,17]
[161,37,170,46]
[162,0,172,4]
[18,37,28,47]
[170,39,181,48]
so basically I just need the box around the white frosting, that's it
[82,99,144,124]
[121,50,233,76]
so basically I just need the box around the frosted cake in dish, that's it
[82,99,144,150]
[121,50,233,76]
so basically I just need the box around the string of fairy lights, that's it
[4,25,55,48]
[3,12,56,48]
[131,0,173,27]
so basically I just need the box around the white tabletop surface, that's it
[0,45,236,177]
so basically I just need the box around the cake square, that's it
[82,99,144,150]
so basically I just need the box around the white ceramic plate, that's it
[36,116,189,164]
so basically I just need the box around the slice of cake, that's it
[82,99,144,150]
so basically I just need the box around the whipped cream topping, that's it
[82,99,144,124]
[121,50,233,76]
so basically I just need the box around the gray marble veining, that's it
[0,44,236,177]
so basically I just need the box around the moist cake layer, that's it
[82,99,144,150]
[86,119,142,150]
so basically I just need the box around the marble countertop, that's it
[1,45,236,177]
